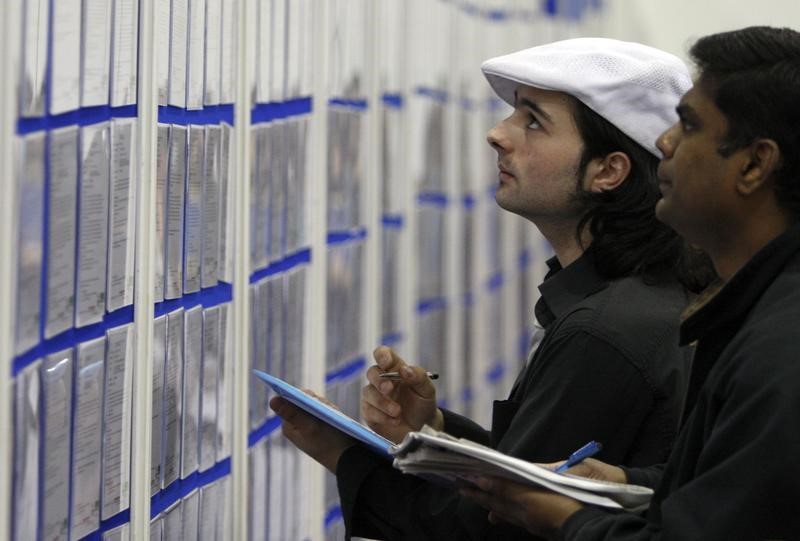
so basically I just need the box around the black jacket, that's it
[563,224,800,540]
[337,251,692,540]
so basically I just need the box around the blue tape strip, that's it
[486,8,510,20]
[150,458,232,519]
[486,360,506,383]
[326,227,368,246]
[325,356,367,384]
[381,214,404,228]
[251,97,313,124]
[324,505,344,528]
[462,194,476,209]
[417,297,447,314]
[414,87,448,104]
[97,508,131,536]
[16,105,138,135]
[249,247,312,285]
[153,282,233,319]
[417,192,449,207]
[381,93,404,109]
[463,292,475,307]
[461,386,474,403]
[328,97,368,111]
[12,306,135,376]
[544,0,558,16]
[487,271,504,292]
[248,415,282,448]
[380,332,404,347]
[158,104,235,125]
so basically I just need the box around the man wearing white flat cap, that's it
[270,38,714,540]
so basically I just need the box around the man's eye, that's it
[527,116,541,129]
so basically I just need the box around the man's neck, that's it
[708,214,792,282]
[536,220,589,268]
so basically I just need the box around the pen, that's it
[379,371,439,381]
[554,440,602,473]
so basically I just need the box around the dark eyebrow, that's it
[676,103,695,118]
[514,90,553,124]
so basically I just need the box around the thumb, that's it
[400,365,436,399]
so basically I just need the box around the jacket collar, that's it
[537,248,608,324]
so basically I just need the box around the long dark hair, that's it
[572,100,714,292]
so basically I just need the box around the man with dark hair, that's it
[271,38,713,540]
[460,26,800,539]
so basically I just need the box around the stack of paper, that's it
[391,426,653,511]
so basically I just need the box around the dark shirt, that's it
[563,224,800,540]
[337,249,691,541]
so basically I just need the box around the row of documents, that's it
[12,302,233,540]
[249,117,310,272]
[152,476,232,541]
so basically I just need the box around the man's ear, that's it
[737,138,782,195]
[585,152,631,193]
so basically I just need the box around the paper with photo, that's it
[107,119,137,312]
[76,123,110,327]
[163,309,185,487]
[13,362,41,541]
[169,0,188,107]
[101,324,134,519]
[200,307,220,471]
[202,125,221,289]
[151,315,167,495]
[182,306,203,477]
[71,337,106,539]
[204,0,222,105]
[154,124,170,302]
[157,0,171,105]
[165,125,187,299]
[41,349,73,541]
[46,127,79,339]
[81,0,112,107]
[110,0,139,106]
[14,132,45,355]
[21,0,49,116]
[51,0,81,114]
[184,126,204,293]
[186,0,206,109]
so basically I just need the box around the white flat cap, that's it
[481,37,692,156]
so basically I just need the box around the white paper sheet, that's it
[110,0,139,106]
[14,132,45,355]
[268,438,284,541]
[252,125,269,269]
[217,123,234,282]
[154,124,170,302]
[156,0,171,105]
[76,123,110,327]
[220,0,236,103]
[201,125,220,288]
[248,285,265,429]
[41,349,73,541]
[216,303,231,461]
[161,502,182,539]
[107,119,137,312]
[182,489,200,540]
[181,305,203,478]
[13,362,41,541]
[21,0,49,116]
[204,0,222,105]
[102,523,130,541]
[45,127,79,339]
[269,123,285,262]
[101,324,134,519]
[81,0,112,106]
[285,0,301,99]
[184,126,204,293]
[71,337,106,540]
[248,442,268,541]
[200,306,219,471]
[169,0,188,107]
[218,475,232,539]
[51,0,82,114]
[198,483,218,541]
[270,0,287,101]
[256,0,271,103]
[165,125,187,299]
[163,309,185,486]
[150,516,163,541]
[186,0,206,109]
[151,315,167,495]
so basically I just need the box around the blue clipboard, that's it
[253,369,395,457]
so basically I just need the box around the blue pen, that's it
[554,441,602,473]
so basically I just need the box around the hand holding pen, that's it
[554,441,602,473]
[361,346,443,443]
